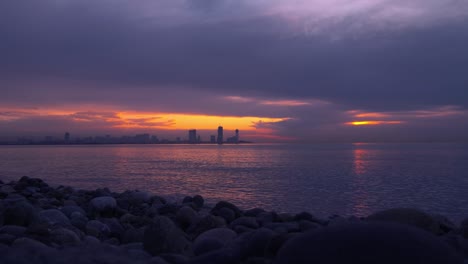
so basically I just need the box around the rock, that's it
[193,228,237,256]
[149,256,171,264]
[70,211,89,230]
[90,196,117,217]
[3,200,36,226]
[182,196,193,204]
[275,222,463,264]
[256,212,276,226]
[12,237,52,253]
[50,227,80,246]
[367,208,441,235]
[187,215,225,238]
[432,214,457,234]
[0,234,16,245]
[60,205,86,218]
[190,248,241,264]
[158,203,179,215]
[122,227,145,244]
[230,217,259,229]
[298,220,321,232]
[211,201,242,218]
[143,216,192,256]
[83,235,101,246]
[265,233,297,258]
[264,222,300,234]
[0,225,27,237]
[460,218,468,238]
[176,206,198,228]
[159,253,190,264]
[38,209,71,226]
[98,217,125,238]
[245,208,266,217]
[192,195,204,209]
[234,228,276,258]
[216,207,236,223]
[86,220,111,239]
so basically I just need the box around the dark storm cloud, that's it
[1,0,468,141]
[2,0,468,113]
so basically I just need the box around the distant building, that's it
[134,134,150,144]
[197,135,201,143]
[189,129,197,143]
[210,135,216,143]
[227,129,240,143]
[217,126,223,144]
[64,132,70,143]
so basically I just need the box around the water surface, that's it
[1,143,467,222]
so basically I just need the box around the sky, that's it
[1,0,468,142]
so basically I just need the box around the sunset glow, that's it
[347,121,403,126]
[115,112,289,130]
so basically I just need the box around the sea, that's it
[1,143,467,222]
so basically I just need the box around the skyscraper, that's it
[217,126,223,144]
[235,129,239,143]
[210,135,216,143]
[64,132,70,143]
[189,129,197,143]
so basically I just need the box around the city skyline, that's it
[1,1,468,142]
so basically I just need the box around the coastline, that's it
[0,176,466,264]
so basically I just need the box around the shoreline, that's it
[1,176,467,263]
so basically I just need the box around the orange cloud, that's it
[346,121,403,126]
[115,112,288,130]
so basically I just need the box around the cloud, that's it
[1,0,468,141]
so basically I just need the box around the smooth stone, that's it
[217,207,236,223]
[38,209,71,226]
[90,196,117,216]
[190,248,241,264]
[50,227,80,246]
[0,234,16,245]
[256,212,276,226]
[177,206,198,227]
[275,222,463,264]
[60,205,86,218]
[298,220,321,232]
[245,208,266,217]
[122,227,145,244]
[461,218,468,238]
[188,215,225,238]
[211,201,242,218]
[159,253,190,264]
[148,256,171,264]
[192,195,204,208]
[143,216,192,256]
[230,217,259,229]
[264,222,300,233]
[12,237,52,252]
[3,201,36,226]
[0,225,27,237]
[70,212,88,230]
[367,208,441,234]
[277,213,294,222]
[83,235,101,246]
[194,228,237,256]
[182,196,193,204]
[237,228,276,258]
[86,220,111,238]
[98,217,125,238]
[265,233,297,258]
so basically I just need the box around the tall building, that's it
[217,126,223,144]
[64,132,70,143]
[189,129,197,143]
[235,129,239,143]
[210,135,216,143]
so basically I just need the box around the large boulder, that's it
[143,216,192,256]
[367,208,441,234]
[275,222,463,264]
[2,199,36,227]
[193,228,237,256]
[38,209,71,226]
[90,196,117,217]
